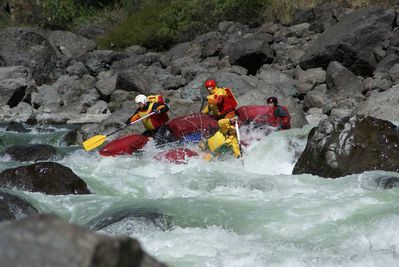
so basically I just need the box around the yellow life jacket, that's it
[207,131,241,158]
[138,102,155,130]
[207,131,226,152]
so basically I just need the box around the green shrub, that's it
[158,0,266,42]
[97,1,172,50]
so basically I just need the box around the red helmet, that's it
[204,79,216,89]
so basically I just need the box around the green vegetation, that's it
[0,0,394,49]
[39,0,87,30]
[97,1,172,50]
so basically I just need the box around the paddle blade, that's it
[82,135,107,151]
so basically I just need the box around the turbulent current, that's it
[1,124,399,267]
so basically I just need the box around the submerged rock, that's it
[375,176,399,189]
[0,191,37,221]
[86,208,171,232]
[3,144,58,162]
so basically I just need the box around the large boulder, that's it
[0,162,91,195]
[0,66,35,108]
[293,115,399,178]
[353,84,399,122]
[0,192,37,221]
[299,7,396,76]
[46,30,96,58]
[0,27,60,84]
[0,214,166,267]
[221,36,274,75]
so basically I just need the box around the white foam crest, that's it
[241,129,307,175]
[132,225,271,267]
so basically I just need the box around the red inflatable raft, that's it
[99,134,149,156]
[99,106,270,157]
[154,148,198,164]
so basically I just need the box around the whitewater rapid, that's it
[1,124,399,267]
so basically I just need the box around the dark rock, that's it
[86,208,171,232]
[0,162,91,195]
[374,53,399,74]
[299,7,396,76]
[5,121,29,133]
[221,37,274,75]
[3,144,58,162]
[291,2,346,33]
[375,176,399,189]
[0,191,37,221]
[293,115,399,178]
[0,214,167,267]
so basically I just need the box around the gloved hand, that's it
[154,109,161,114]
[125,117,132,125]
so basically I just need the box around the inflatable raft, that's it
[99,106,271,157]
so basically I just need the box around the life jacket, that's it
[204,87,238,117]
[138,96,169,131]
[219,88,238,115]
[207,131,240,158]
[207,131,227,152]
[265,105,291,129]
[147,95,165,105]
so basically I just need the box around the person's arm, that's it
[126,109,140,124]
[275,106,291,130]
[152,102,169,114]
[207,91,225,105]
[201,104,209,114]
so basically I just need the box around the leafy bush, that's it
[158,0,266,42]
[99,0,267,50]
[96,0,397,51]
[97,1,173,50]
[39,0,86,30]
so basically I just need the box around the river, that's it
[1,123,398,267]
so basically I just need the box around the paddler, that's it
[199,116,241,160]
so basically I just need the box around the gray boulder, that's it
[293,115,399,178]
[0,27,60,84]
[299,7,396,76]
[0,214,166,267]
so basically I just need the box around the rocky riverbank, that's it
[1,2,399,266]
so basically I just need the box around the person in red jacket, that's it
[264,96,291,130]
[201,79,238,120]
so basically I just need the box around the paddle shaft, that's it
[235,119,243,157]
[106,112,155,137]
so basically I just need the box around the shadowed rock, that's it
[293,115,399,178]
[86,208,171,232]
[0,191,37,221]
[3,144,58,162]
[0,162,91,195]
[375,176,399,189]
[299,7,396,76]
[0,214,167,267]
[5,121,29,133]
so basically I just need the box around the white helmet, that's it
[135,94,147,104]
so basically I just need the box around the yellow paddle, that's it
[82,112,155,151]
